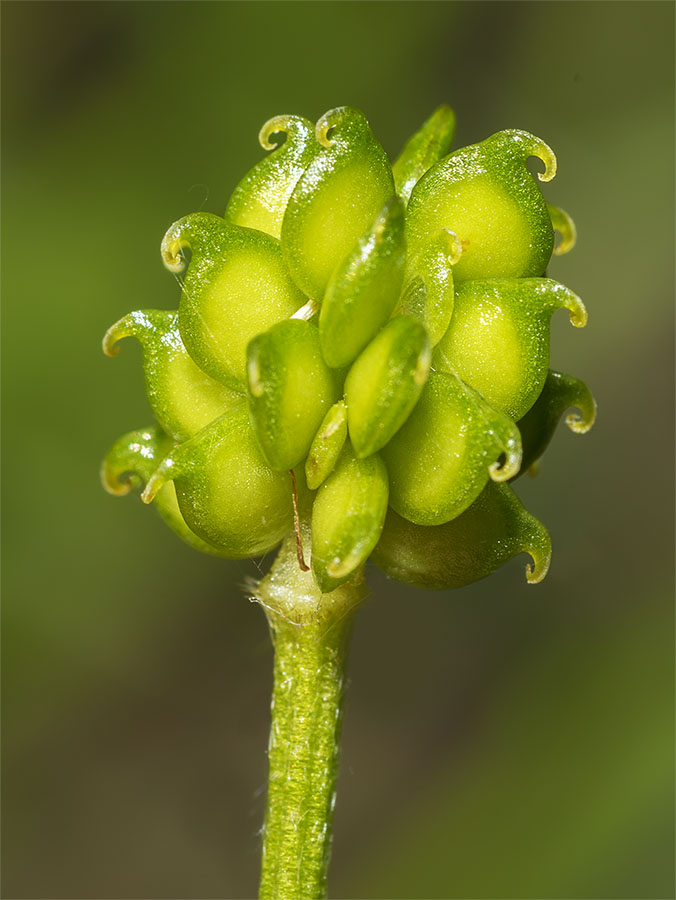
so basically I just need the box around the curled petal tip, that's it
[100,459,136,496]
[160,236,188,273]
[549,204,577,255]
[258,114,297,150]
[566,292,588,328]
[524,525,552,584]
[102,316,136,357]
[565,393,597,434]
[315,110,338,148]
[489,435,523,483]
[533,136,557,182]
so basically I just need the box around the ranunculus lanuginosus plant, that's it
[102,105,595,899]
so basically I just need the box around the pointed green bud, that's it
[281,106,395,298]
[305,401,348,491]
[311,445,389,593]
[407,129,557,282]
[318,197,406,368]
[434,277,587,421]
[345,316,431,458]
[103,309,243,442]
[161,212,305,389]
[225,115,317,238]
[372,482,551,589]
[548,203,577,256]
[141,405,293,558]
[101,426,231,557]
[515,369,597,477]
[381,372,522,526]
[246,319,339,471]
[392,105,456,204]
[395,228,462,346]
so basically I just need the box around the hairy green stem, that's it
[253,530,367,899]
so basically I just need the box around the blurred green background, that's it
[2,2,674,898]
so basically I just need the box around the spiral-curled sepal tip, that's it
[548,203,577,256]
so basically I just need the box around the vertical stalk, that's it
[253,530,367,900]
[259,611,354,900]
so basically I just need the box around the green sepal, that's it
[372,482,551,590]
[247,319,340,471]
[101,426,231,557]
[103,309,243,442]
[319,196,406,368]
[395,228,462,347]
[281,106,395,298]
[434,277,587,421]
[305,401,348,491]
[547,203,577,256]
[406,129,557,283]
[311,444,389,593]
[392,105,456,205]
[161,212,305,388]
[381,371,522,526]
[225,115,317,239]
[514,369,597,477]
[345,315,431,458]
[142,405,293,558]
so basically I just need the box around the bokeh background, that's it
[2,2,674,898]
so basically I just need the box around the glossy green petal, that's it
[142,405,293,558]
[319,196,406,368]
[514,369,597,477]
[392,105,456,204]
[548,203,577,256]
[247,319,340,471]
[345,316,431,458]
[225,115,317,238]
[406,129,556,282]
[281,106,395,298]
[101,426,231,557]
[305,401,348,491]
[161,212,305,388]
[381,371,522,526]
[372,482,551,590]
[434,277,587,421]
[103,309,244,442]
[395,228,462,347]
[311,445,389,593]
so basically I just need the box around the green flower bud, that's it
[311,445,389,593]
[406,129,557,282]
[103,309,243,442]
[281,106,395,297]
[515,369,597,477]
[225,115,317,238]
[381,371,522,526]
[142,405,293,558]
[392,104,456,204]
[395,228,462,347]
[434,277,587,421]
[318,196,406,368]
[161,212,305,388]
[101,426,230,556]
[247,319,339,471]
[345,315,431,458]
[305,401,348,491]
[372,482,551,590]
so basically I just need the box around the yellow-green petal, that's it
[281,106,395,298]
[311,445,388,593]
[103,309,244,442]
[161,212,305,389]
[381,371,522,526]
[142,405,293,558]
[372,482,551,589]
[247,319,340,471]
[434,277,587,421]
[319,196,406,368]
[406,129,557,283]
[392,105,456,205]
[345,315,430,458]
[225,115,317,238]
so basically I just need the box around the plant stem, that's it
[253,531,367,899]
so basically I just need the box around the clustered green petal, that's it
[102,105,595,594]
